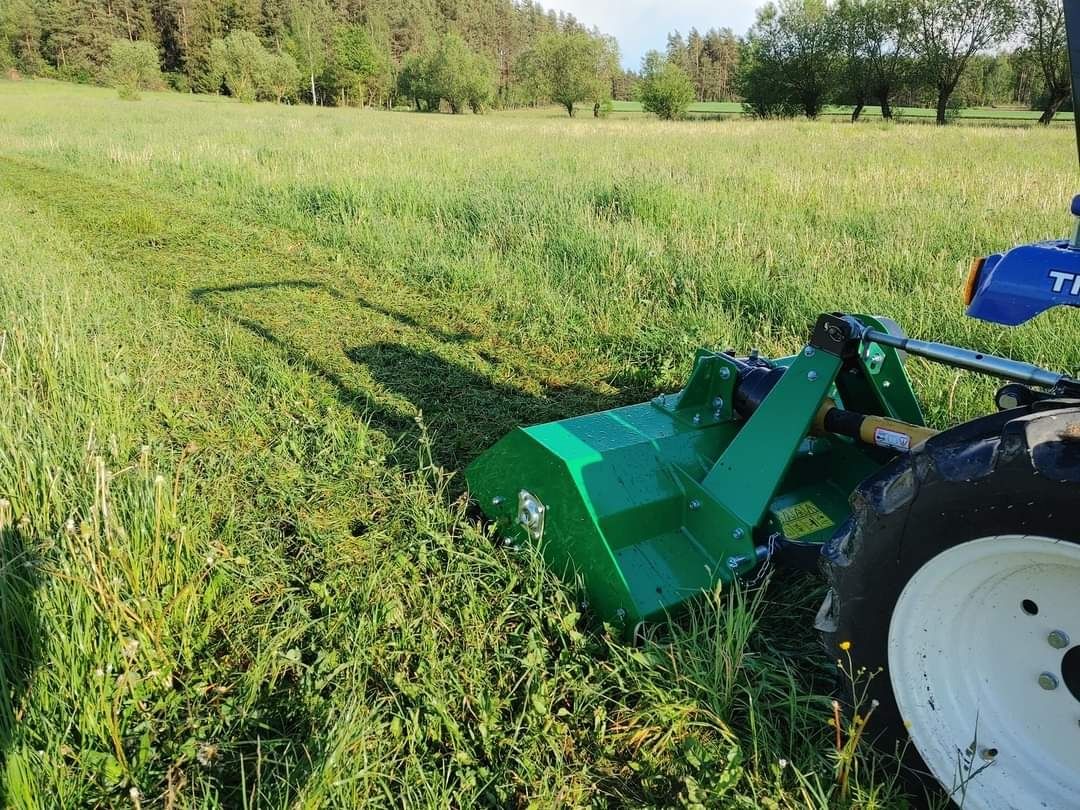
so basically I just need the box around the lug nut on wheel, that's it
[1048,630,1070,649]
[1038,672,1059,691]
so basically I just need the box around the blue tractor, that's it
[814,201,1080,807]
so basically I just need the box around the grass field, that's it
[608,99,1075,121]
[0,78,1078,808]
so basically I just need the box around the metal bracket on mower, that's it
[650,349,738,427]
[701,337,843,529]
[516,489,545,542]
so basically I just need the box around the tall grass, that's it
[0,78,1076,806]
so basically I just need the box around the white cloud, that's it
[551,0,761,68]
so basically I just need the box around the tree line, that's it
[0,0,1070,123]
[739,0,1068,124]
[637,0,1066,124]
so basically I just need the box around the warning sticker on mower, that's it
[775,501,834,539]
[873,427,911,452]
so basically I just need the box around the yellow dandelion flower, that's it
[839,640,852,651]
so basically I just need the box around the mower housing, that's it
[466,315,925,631]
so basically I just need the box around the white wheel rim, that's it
[889,535,1080,809]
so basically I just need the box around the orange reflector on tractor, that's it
[963,257,985,305]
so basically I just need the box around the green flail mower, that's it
[467,312,937,629]
[465,5,1080,802]
[469,296,1080,809]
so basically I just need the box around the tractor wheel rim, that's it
[888,535,1080,809]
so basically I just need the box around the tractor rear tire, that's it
[816,400,1080,808]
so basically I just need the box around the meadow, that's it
[609,99,1076,121]
[0,78,1077,808]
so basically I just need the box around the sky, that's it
[551,0,762,69]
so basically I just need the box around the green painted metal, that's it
[702,348,842,527]
[465,398,752,627]
[844,314,924,426]
[651,349,738,427]
[465,314,923,632]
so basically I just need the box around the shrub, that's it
[321,25,389,107]
[517,31,612,117]
[398,52,440,111]
[637,52,695,120]
[108,40,160,101]
[739,0,841,119]
[163,71,190,93]
[395,35,495,114]
[265,52,301,103]
[209,31,270,103]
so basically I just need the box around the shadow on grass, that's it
[184,278,647,799]
[0,520,40,803]
[215,693,319,808]
[191,279,636,475]
[343,341,620,470]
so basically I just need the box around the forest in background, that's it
[0,0,630,106]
